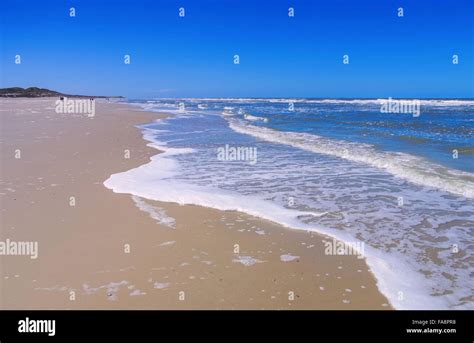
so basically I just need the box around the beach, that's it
[0,98,391,309]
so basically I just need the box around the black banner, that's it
[0,310,472,339]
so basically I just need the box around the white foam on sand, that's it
[153,282,170,289]
[130,289,146,296]
[132,195,176,228]
[158,240,176,247]
[232,255,264,266]
[280,254,300,262]
[83,280,129,301]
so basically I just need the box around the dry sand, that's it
[0,98,392,309]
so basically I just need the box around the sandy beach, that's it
[0,98,391,309]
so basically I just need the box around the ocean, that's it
[104,98,474,310]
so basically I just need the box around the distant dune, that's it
[0,87,122,98]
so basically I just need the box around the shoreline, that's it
[1,98,392,309]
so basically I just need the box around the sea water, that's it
[105,98,474,310]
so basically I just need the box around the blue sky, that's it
[1,0,473,98]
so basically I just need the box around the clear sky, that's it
[1,0,473,98]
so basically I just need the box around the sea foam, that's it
[228,120,474,199]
